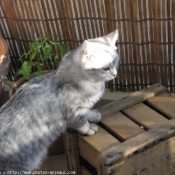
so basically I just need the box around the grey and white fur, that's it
[0,30,119,173]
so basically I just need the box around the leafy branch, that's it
[16,35,68,80]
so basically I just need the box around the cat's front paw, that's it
[87,110,101,123]
[86,123,98,135]
[76,122,98,136]
[94,110,101,122]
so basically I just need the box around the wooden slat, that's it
[99,118,175,166]
[147,92,175,119]
[101,112,144,140]
[63,0,77,49]
[123,103,168,129]
[63,131,81,174]
[105,0,116,32]
[78,126,119,168]
[147,0,155,85]
[121,0,133,91]
[93,99,113,109]
[98,0,107,34]
[130,0,140,91]
[172,1,175,92]
[140,0,150,88]
[100,136,175,175]
[98,84,167,118]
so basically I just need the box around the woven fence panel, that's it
[0,0,175,92]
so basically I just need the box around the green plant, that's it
[16,35,68,80]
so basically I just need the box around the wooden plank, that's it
[123,103,168,129]
[63,131,81,174]
[78,126,119,168]
[98,84,168,118]
[93,99,114,109]
[99,118,175,166]
[99,136,175,175]
[147,92,175,119]
[101,112,145,141]
[126,151,175,175]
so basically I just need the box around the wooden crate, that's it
[64,84,175,175]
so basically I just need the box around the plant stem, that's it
[0,77,16,90]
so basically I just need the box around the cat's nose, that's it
[113,74,117,77]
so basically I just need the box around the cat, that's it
[0,30,119,173]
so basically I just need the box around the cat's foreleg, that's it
[71,108,101,135]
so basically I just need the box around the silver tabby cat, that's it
[0,30,119,173]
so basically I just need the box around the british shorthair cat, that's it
[0,30,119,173]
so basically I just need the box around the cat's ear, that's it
[105,30,118,46]
[82,40,89,52]
[81,40,94,62]
[82,40,94,56]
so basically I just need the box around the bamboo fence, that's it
[0,0,175,92]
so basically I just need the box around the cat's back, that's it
[0,72,55,113]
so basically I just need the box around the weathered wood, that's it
[64,84,175,175]
[123,103,168,129]
[63,131,81,174]
[98,84,168,118]
[78,126,119,168]
[100,118,175,166]
[99,136,175,175]
[101,112,144,141]
[147,92,175,119]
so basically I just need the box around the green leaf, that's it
[36,43,43,50]
[58,43,68,55]
[41,45,52,61]
[49,41,59,45]
[57,44,63,54]
[41,36,49,44]
[28,41,38,49]
[54,54,59,60]
[18,61,32,80]
[44,45,52,56]
[29,52,36,61]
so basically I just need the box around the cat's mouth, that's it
[105,75,117,82]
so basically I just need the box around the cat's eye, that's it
[103,68,110,71]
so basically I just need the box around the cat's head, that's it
[80,30,119,82]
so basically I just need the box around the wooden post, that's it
[63,130,81,175]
